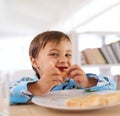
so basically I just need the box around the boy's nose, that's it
[58,56,67,63]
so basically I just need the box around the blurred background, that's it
[0,0,120,86]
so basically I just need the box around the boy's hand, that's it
[67,64,97,88]
[38,63,63,94]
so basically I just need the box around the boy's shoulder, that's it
[9,76,38,86]
[9,76,39,90]
[19,76,38,82]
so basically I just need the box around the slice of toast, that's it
[65,92,120,107]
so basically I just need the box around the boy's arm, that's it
[85,73,116,91]
[9,77,38,104]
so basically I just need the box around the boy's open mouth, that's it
[57,66,68,72]
[57,67,68,78]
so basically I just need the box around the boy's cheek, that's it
[46,62,55,70]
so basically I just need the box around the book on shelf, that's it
[81,40,120,64]
[81,48,107,64]
[91,48,107,64]
[105,44,118,63]
[81,48,97,64]
[111,41,120,63]
[100,44,118,64]
[99,45,113,64]
[80,52,87,65]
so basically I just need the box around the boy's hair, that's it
[29,30,71,58]
[29,30,71,78]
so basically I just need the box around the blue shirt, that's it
[9,73,116,104]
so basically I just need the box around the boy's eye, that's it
[49,53,72,58]
[65,53,72,58]
[50,53,58,57]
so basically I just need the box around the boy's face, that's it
[31,39,72,76]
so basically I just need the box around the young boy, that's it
[9,31,116,104]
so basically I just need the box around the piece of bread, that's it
[65,94,105,107]
[65,92,120,107]
[104,92,120,104]
[80,94,106,107]
[65,97,83,107]
[61,71,67,78]
[51,62,67,78]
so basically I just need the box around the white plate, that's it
[32,89,120,111]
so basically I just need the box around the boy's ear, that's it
[30,56,38,69]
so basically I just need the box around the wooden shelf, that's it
[81,64,120,68]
